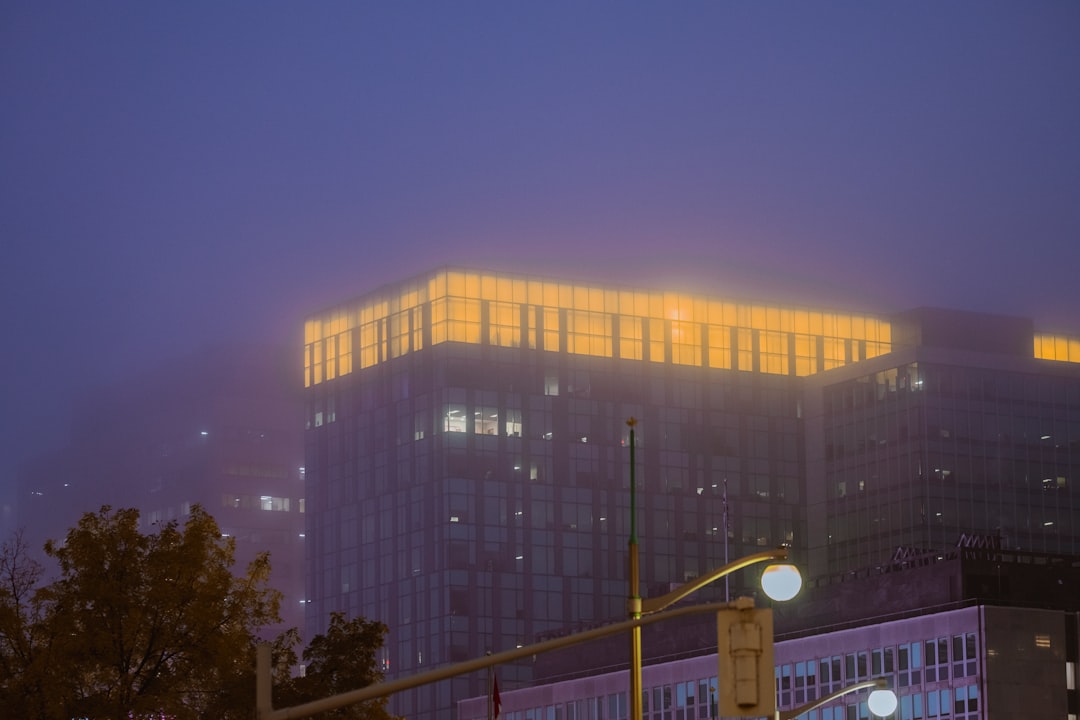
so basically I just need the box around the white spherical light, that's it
[867,689,898,718]
[760,563,802,601]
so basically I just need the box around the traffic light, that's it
[716,597,775,718]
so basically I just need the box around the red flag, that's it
[491,673,501,719]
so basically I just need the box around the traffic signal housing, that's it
[716,597,775,718]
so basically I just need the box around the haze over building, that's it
[17,344,307,635]
[303,267,1080,719]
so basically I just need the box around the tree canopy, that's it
[275,612,399,720]
[0,506,398,720]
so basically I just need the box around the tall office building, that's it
[303,267,1080,719]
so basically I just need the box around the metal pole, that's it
[486,652,493,720]
[256,602,737,720]
[627,417,643,720]
[722,477,729,603]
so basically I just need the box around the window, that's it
[925,638,948,682]
[444,403,467,432]
[707,325,732,369]
[475,405,498,435]
[952,633,976,677]
[567,310,612,357]
[898,642,922,687]
[954,685,978,717]
[504,408,522,437]
[489,301,520,348]
[620,316,643,360]
[671,321,702,366]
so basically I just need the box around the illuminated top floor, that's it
[303,267,1080,387]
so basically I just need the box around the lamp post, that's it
[626,418,803,720]
[776,678,898,720]
[626,418,644,720]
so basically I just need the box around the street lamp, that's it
[626,418,803,720]
[776,678,898,720]
[760,562,802,602]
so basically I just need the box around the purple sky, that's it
[2,2,1079,510]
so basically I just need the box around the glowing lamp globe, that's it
[868,689,898,718]
[760,563,802,601]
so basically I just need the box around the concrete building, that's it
[458,546,1080,720]
[302,267,1080,719]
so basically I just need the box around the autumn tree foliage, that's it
[0,506,398,720]
[275,612,399,720]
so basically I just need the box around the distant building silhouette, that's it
[16,343,306,636]
[303,267,1080,720]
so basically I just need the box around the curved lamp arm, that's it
[777,678,892,720]
[640,548,789,615]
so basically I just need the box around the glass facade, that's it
[461,604,1074,720]
[816,361,1080,574]
[303,268,894,389]
[305,268,1080,720]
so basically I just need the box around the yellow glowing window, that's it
[527,280,543,305]
[389,310,410,358]
[671,321,701,366]
[301,269,913,385]
[619,316,643,360]
[497,276,514,301]
[411,307,423,352]
[866,341,889,359]
[325,336,337,380]
[648,319,666,363]
[489,301,521,348]
[465,273,481,299]
[707,325,732,370]
[446,271,466,297]
[735,328,753,371]
[567,310,612,357]
[850,316,866,340]
[543,308,560,351]
[836,314,852,337]
[480,274,496,300]
[558,284,573,308]
[526,306,537,349]
[603,289,619,314]
[359,321,379,369]
[761,331,789,375]
[431,298,448,345]
[447,298,481,343]
[430,273,446,302]
[823,337,845,370]
[750,306,766,330]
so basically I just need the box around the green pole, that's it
[627,417,642,720]
[628,417,637,544]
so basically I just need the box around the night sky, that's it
[2,2,1079,520]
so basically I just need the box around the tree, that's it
[275,612,401,720]
[0,505,282,720]
[0,506,399,720]
[0,529,53,719]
